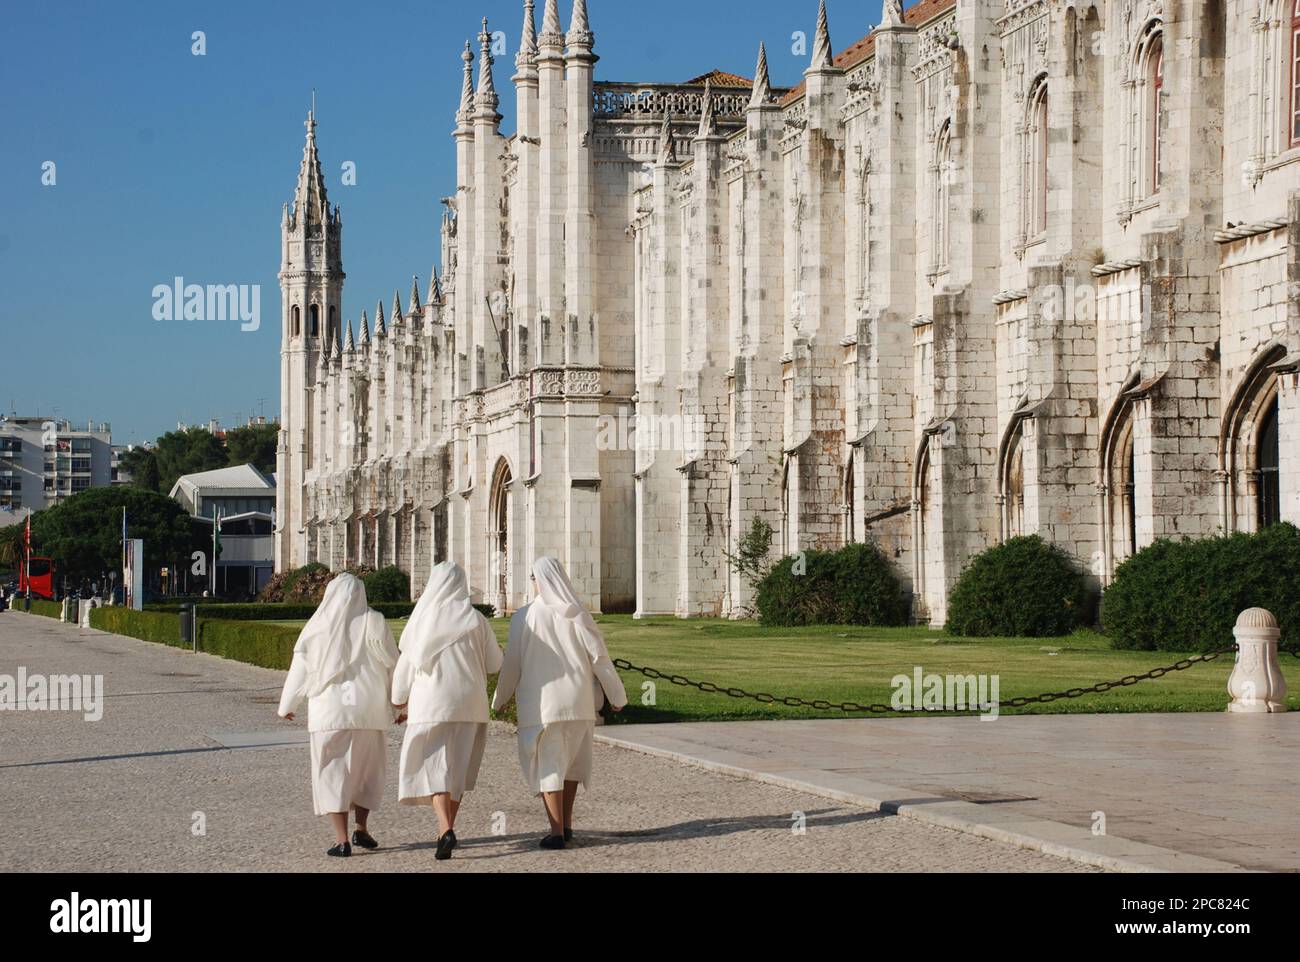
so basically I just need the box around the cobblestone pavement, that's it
[0,613,1097,872]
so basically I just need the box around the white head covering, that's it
[529,556,602,642]
[294,573,392,697]
[400,561,486,673]
[527,556,609,711]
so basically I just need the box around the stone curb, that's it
[594,728,1250,874]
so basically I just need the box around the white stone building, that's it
[277,0,1300,621]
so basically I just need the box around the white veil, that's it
[400,561,486,674]
[293,573,391,697]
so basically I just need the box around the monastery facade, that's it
[277,0,1300,622]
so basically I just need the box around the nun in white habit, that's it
[491,556,628,850]
[277,573,399,858]
[391,561,503,860]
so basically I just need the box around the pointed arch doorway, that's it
[489,459,512,615]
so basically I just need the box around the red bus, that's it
[19,556,55,600]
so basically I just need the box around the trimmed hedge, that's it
[946,535,1092,637]
[197,620,301,670]
[754,542,910,627]
[149,600,495,621]
[89,607,184,647]
[28,599,64,619]
[1102,523,1300,652]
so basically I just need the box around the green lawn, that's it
[262,614,1300,723]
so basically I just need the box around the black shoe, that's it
[435,829,457,861]
[564,828,573,843]
[539,834,565,850]
[327,842,352,858]
[351,829,378,850]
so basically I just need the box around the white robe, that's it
[490,601,627,728]
[492,557,627,794]
[392,561,504,802]
[276,575,399,814]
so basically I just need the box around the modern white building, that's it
[0,416,114,527]
[170,464,277,597]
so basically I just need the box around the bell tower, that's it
[277,108,344,570]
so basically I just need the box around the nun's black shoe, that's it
[539,834,566,850]
[435,830,457,860]
[564,828,574,843]
[327,842,352,858]
[351,829,379,850]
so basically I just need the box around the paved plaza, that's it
[0,613,1098,873]
[8,611,1296,873]
[598,711,1300,872]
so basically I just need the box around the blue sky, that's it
[0,0,885,445]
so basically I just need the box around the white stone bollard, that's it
[1226,608,1288,713]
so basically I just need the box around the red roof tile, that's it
[683,69,754,88]
[778,0,957,107]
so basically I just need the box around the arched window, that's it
[1291,2,1300,147]
[309,304,320,338]
[1006,439,1025,539]
[489,459,512,611]
[1099,381,1140,581]
[1258,394,1280,528]
[1219,345,1285,532]
[292,305,301,338]
[1144,31,1164,196]
[843,456,855,544]
[1027,81,1049,238]
[933,122,952,272]
[780,460,792,556]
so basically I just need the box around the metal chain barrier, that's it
[611,643,1241,715]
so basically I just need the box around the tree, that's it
[152,428,229,495]
[723,516,775,616]
[32,486,193,582]
[0,518,33,570]
[116,447,159,491]
[225,422,279,475]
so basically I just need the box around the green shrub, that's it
[1102,523,1300,652]
[754,542,909,627]
[28,599,64,619]
[258,563,332,603]
[363,566,410,603]
[198,619,302,670]
[946,535,1091,638]
[89,607,184,646]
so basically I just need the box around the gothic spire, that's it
[457,41,475,124]
[750,41,772,107]
[292,108,331,227]
[881,0,905,27]
[374,299,386,337]
[409,275,422,314]
[344,319,355,352]
[360,309,371,346]
[430,265,443,304]
[657,113,675,165]
[517,0,538,67]
[567,0,593,51]
[697,79,717,138]
[476,19,499,111]
[392,290,403,326]
[540,0,563,42]
[810,0,834,71]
